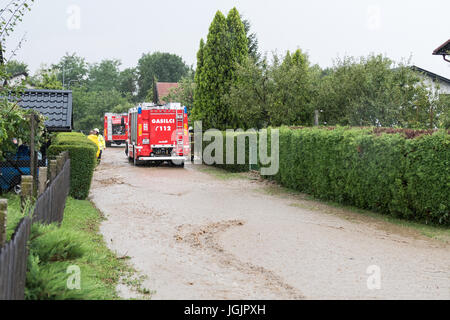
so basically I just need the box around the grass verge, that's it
[262,183,450,243]
[3,193,23,241]
[200,166,450,243]
[4,194,151,300]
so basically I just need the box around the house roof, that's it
[411,65,450,86]
[156,82,179,103]
[8,89,73,132]
[433,39,450,55]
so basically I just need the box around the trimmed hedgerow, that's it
[202,131,260,172]
[48,133,97,200]
[204,127,449,225]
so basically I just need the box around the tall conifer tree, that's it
[192,8,248,130]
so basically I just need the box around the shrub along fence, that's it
[48,132,97,200]
[0,152,70,300]
[204,127,449,225]
[33,153,71,225]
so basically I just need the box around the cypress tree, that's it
[193,11,229,129]
[226,7,248,77]
[192,39,205,122]
[193,8,249,130]
[152,75,159,104]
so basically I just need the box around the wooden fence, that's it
[0,152,70,300]
[33,158,70,225]
[0,217,31,300]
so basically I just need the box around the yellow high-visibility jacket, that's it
[87,134,100,158]
[98,134,106,150]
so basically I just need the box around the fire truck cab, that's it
[104,113,128,147]
[125,103,190,167]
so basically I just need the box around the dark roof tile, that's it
[8,89,73,131]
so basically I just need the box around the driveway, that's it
[90,147,450,299]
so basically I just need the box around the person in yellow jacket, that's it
[87,130,101,159]
[94,128,106,159]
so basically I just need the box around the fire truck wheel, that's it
[171,160,185,168]
[106,141,112,148]
[133,147,137,166]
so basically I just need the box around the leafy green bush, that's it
[25,253,109,300]
[29,224,88,262]
[25,197,135,300]
[275,127,449,225]
[48,132,97,200]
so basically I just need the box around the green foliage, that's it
[152,75,158,104]
[72,87,131,132]
[32,71,63,90]
[3,194,23,241]
[0,0,34,45]
[29,224,88,263]
[118,67,138,99]
[4,60,28,75]
[205,127,449,225]
[272,127,449,225]
[226,50,317,129]
[25,197,134,300]
[224,52,448,131]
[163,73,195,114]
[48,133,97,200]
[269,50,315,126]
[87,59,122,92]
[202,130,260,173]
[51,53,89,87]
[0,0,45,159]
[403,131,450,223]
[313,55,447,128]
[241,16,260,62]
[192,8,249,130]
[224,56,272,129]
[137,52,189,100]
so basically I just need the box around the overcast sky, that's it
[4,0,450,78]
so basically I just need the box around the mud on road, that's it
[90,148,450,300]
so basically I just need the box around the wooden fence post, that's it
[50,160,57,182]
[0,199,7,247]
[29,113,36,190]
[20,176,33,210]
[314,110,319,126]
[56,155,63,174]
[38,167,48,196]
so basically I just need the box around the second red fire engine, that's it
[104,113,128,147]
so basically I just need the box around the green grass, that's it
[198,166,249,180]
[3,193,25,241]
[262,183,450,243]
[3,194,151,300]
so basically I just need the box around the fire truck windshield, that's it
[112,124,126,135]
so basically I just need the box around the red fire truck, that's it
[125,103,190,167]
[104,113,128,147]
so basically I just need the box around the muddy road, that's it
[90,148,450,300]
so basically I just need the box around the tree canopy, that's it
[137,52,190,100]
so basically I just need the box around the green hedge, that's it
[48,132,97,200]
[204,127,449,225]
[202,131,260,172]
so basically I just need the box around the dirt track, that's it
[90,148,450,300]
